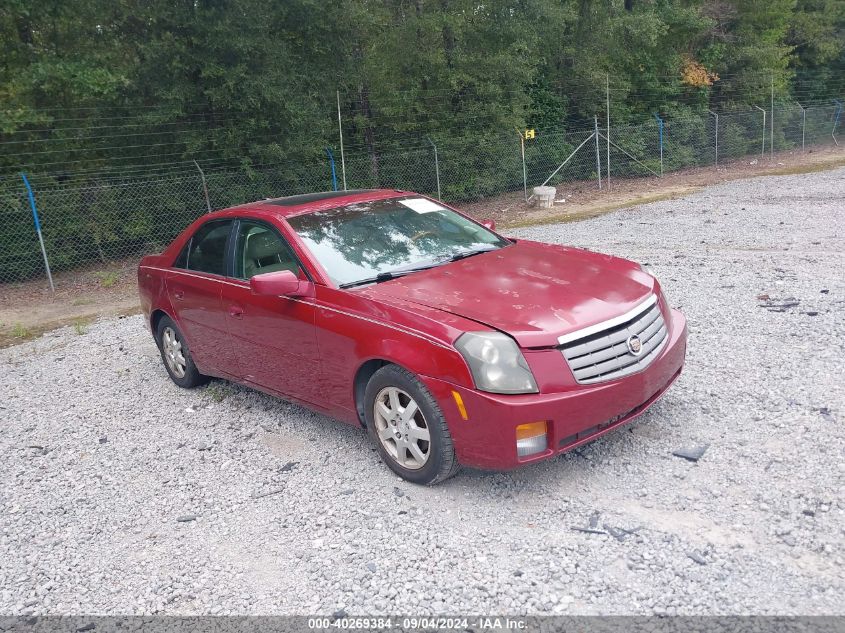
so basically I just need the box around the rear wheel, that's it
[155,316,208,388]
[364,364,459,485]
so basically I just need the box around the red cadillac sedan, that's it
[138,189,687,484]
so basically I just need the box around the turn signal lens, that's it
[516,421,548,457]
[516,421,546,440]
[451,390,468,420]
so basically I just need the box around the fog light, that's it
[516,421,548,457]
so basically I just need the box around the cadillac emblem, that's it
[627,335,643,356]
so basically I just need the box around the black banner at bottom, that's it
[1,616,843,633]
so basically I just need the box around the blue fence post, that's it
[20,173,55,293]
[325,148,338,191]
[653,114,664,176]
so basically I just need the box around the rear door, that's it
[165,219,239,378]
[220,218,322,403]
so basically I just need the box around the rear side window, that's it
[175,220,232,276]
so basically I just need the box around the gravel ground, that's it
[1,168,843,616]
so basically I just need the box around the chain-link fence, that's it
[1,101,842,286]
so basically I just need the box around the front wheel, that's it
[364,365,459,485]
[155,316,208,388]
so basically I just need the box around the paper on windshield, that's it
[399,198,446,214]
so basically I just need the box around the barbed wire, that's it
[2,99,842,179]
[1,87,842,287]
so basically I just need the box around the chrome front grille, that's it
[559,295,668,384]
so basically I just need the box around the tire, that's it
[364,364,460,485]
[155,315,209,388]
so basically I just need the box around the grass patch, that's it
[506,190,695,229]
[206,382,232,403]
[72,318,91,335]
[10,322,32,339]
[94,270,121,288]
[0,307,141,350]
[764,155,845,176]
[71,297,95,307]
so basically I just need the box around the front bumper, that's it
[421,308,688,470]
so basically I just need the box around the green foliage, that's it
[10,323,32,338]
[206,382,233,403]
[1,0,839,172]
[73,318,88,335]
[94,270,120,288]
[0,0,842,281]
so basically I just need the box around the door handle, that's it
[173,290,185,300]
[228,305,244,319]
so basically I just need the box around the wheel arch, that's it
[350,335,473,427]
[149,308,191,350]
[353,358,394,426]
[150,308,172,338]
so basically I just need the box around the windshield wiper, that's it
[339,247,498,289]
[443,245,499,263]
[339,263,440,289]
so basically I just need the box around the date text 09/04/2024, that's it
[307,616,527,630]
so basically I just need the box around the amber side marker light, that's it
[516,421,548,457]
[451,391,468,420]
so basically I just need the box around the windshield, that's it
[287,197,509,287]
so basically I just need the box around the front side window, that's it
[177,220,232,276]
[234,221,301,280]
[286,197,508,287]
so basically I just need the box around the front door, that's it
[221,219,321,404]
[165,219,238,378]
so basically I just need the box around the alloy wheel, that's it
[161,326,187,378]
[373,386,431,470]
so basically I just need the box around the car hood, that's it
[361,240,656,348]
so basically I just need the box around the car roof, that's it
[207,188,414,221]
[267,189,377,207]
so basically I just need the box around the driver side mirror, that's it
[481,218,496,231]
[250,270,313,298]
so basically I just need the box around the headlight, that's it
[455,332,539,394]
